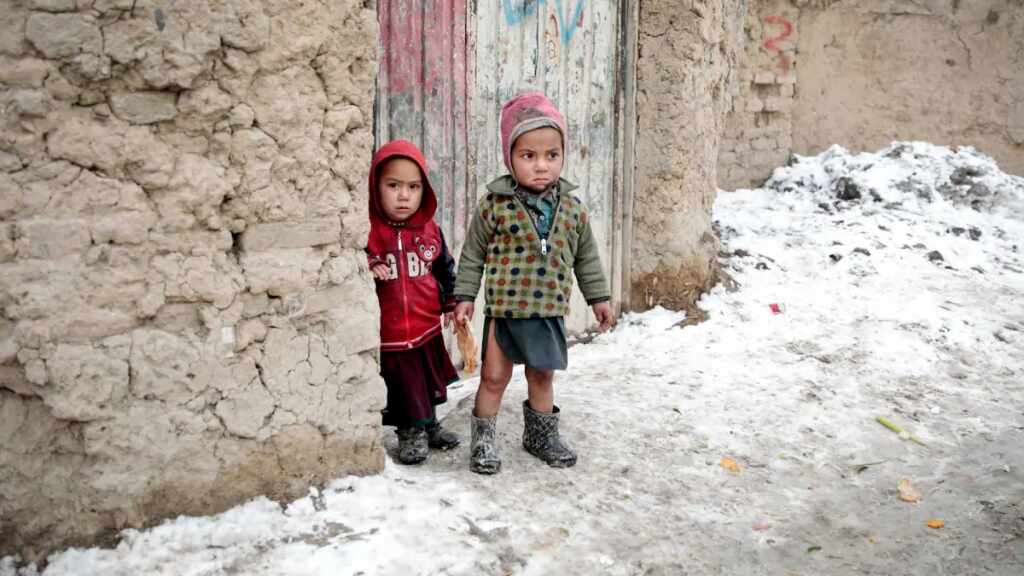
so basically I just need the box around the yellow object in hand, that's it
[455,323,479,374]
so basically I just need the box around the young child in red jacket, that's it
[366,140,461,464]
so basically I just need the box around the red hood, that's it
[368,140,437,229]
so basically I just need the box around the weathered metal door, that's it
[469,0,625,332]
[377,0,629,334]
[376,0,469,246]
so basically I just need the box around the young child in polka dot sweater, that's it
[453,91,615,475]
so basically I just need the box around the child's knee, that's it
[525,368,554,386]
[479,372,510,394]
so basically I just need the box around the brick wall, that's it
[718,1,798,189]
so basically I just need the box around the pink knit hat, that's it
[499,91,567,174]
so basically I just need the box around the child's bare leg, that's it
[473,321,513,417]
[525,367,554,413]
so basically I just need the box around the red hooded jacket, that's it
[367,140,456,352]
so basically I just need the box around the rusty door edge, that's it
[613,0,639,314]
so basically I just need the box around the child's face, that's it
[378,157,424,222]
[510,127,563,192]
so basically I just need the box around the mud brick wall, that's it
[0,0,383,560]
[718,2,798,190]
[631,0,749,311]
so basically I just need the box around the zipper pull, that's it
[397,231,403,252]
[541,238,548,255]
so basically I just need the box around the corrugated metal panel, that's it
[376,0,469,246]
[470,0,623,332]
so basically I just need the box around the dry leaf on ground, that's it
[898,478,921,502]
[926,519,945,529]
[720,457,741,474]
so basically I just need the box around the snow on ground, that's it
[4,142,1024,575]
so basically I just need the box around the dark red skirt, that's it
[380,332,459,428]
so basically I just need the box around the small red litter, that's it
[769,303,784,314]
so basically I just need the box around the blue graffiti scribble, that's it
[558,0,585,44]
[502,0,586,45]
[501,0,535,25]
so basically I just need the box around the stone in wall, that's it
[0,0,383,562]
[632,0,749,312]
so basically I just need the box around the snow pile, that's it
[721,142,1024,277]
[766,141,1024,217]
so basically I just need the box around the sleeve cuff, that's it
[585,296,611,306]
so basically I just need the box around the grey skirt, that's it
[482,316,568,370]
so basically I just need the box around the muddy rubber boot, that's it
[522,400,577,468]
[426,420,460,450]
[470,413,501,474]
[396,427,429,464]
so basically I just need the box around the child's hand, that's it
[443,311,455,329]
[454,301,474,328]
[370,262,390,281]
[591,301,615,332]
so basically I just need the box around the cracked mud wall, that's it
[0,0,382,560]
[631,0,748,312]
[720,0,1024,189]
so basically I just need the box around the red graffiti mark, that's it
[762,15,794,73]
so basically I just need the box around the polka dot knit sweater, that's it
[454,175,610,318]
